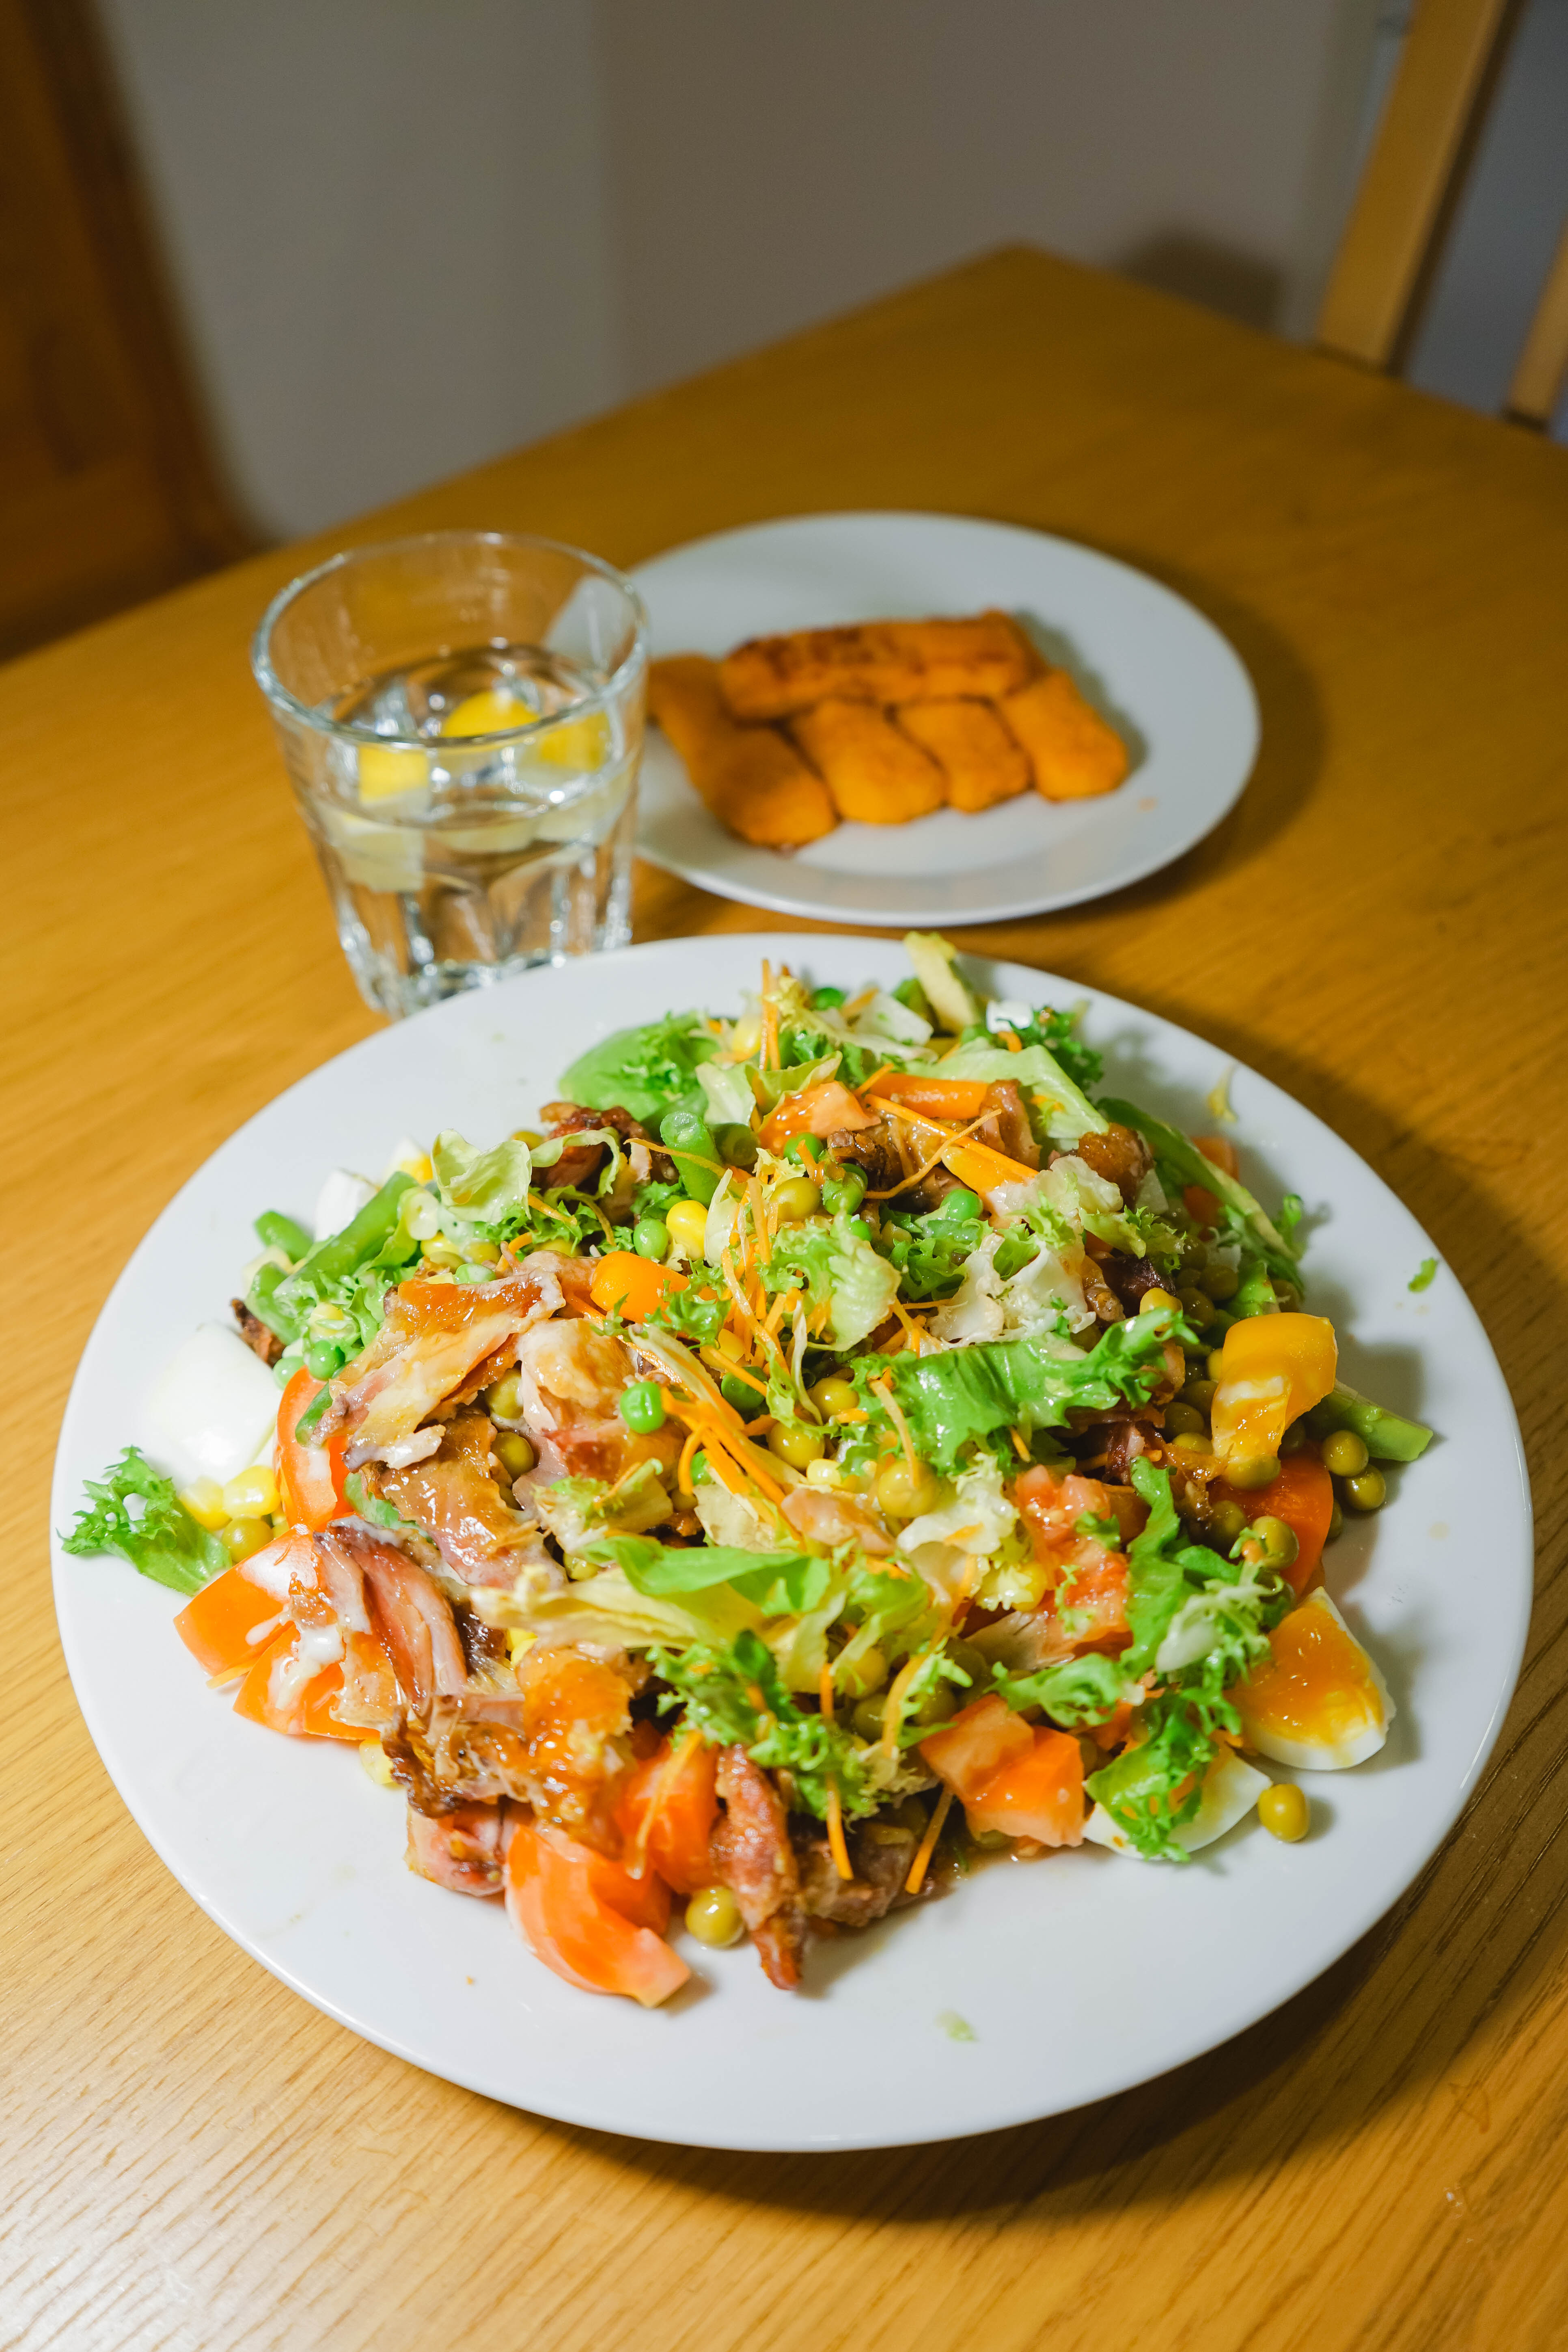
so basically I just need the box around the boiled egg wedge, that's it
[1233,1587,1394,1771]
[1083,1745,1270,1860]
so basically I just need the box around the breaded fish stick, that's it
[720,611,1033,720]
[999,670,1130,801]
[648,656,837,847]
[790,698,946,826]
[895,698,1031,814]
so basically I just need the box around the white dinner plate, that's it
[52,936,1529,2152]
[630,513,1260,925]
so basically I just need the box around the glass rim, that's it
[249,527,649,749]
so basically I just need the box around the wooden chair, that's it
[1316,0,1568,429]
[0,0,250,663]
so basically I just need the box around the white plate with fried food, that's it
[631,513,1259,926]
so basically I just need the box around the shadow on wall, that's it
[1117,234,1286,332]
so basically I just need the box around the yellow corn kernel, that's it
[422,1235,465,1269]
[358,742,429,803]
[507,1629,536,1665]
[222,1464,279,1520]
[463,1237,503,1265]
[358,1741,396,1789]
[178,1478,229,1531]
[729,1014,762,1058]
[665,1199,710,1257]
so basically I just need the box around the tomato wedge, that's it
[1211,1451,1335,1597]
[1184,1132,1240,1228]
[757,1080,877,1152]
[173,1562,284,1677]
[964,1725,1085,1846]
[276,1369,349,1531]
[614,1736,719,1894]
[505,1819,690,2007]
[920,1694,1033,1803]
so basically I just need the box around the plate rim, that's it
[628,510,1261,926]
[50,933,1532,2150]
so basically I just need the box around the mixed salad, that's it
[66,938,1432,2007]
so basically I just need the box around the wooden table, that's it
[6,248,1567,2352]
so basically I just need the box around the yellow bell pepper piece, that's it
[1210,1313,1337,1466]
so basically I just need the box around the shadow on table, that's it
[529,1032,1563,2227]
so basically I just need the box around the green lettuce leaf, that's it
[763,1211,900,1349]
[991,1650,1137,1727]
[863,1307,1184,1474]
[653,1629,878,1819]
[1099,1098,1298,1272]
[938,1040,1108,1146]
[432,1130,534,1220]
[557,1011,718,1123]
[62,1449,226,1595]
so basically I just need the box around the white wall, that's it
[95,0,1564,543]
[97,0,623,539]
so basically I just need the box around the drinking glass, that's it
[252,530,647,1018]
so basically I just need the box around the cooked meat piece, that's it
[797,1822,920,1926]
[1094,1247,1171,1311]
[719,614,1035,721]
[789,698,945,826]
[1062,1121,1152,1208]
[340,1528,470,1709]
[710,1746,806,1990]
[326,1254,569,1460]
[649,655,837,847]
[977,1080,1040,1169]
[369,1411,553,1587]
[893,696,1031,813]
[232,1298,283,1366]
[827,1120,906,1196]
[406,1801,507,1895]
[536,1101,675,1195]
[513,1317,684,1487]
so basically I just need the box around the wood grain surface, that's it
[4,248,1567,2352]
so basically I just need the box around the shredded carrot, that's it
[764,1285,799,1337]
[856,1063,896,1100]
[906,1786,953,1895]
[1009,1427,1031,1461]
[205,1662,251,1689]
[676,1426,703,1495]
[879,1648,928,1763]
[1000,1029,1022,1053]
[818,1661,836,1723]
[701,1349,768,1397]
[871,1375,918,1477]
[826,1785,853,1881]
[761,961,780,1069]
[864,1108,996,1201]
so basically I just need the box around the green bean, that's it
[658,1108,723,1205]
[254,1208,312,1260]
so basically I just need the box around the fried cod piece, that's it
[999,670,1130,801]
[789,698,947,826]
[719,612,1034,720]
[895,697,1031,814]
[648,655,837,847]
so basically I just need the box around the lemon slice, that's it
[534,711,611,771]
[357,741,429,803]
[440,688,537,739]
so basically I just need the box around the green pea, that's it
[494,1431,535,1478]
[1225,1453,1280,1490]
[1180,1376,1217,1413]
[658,1108,721,1205]
[686,1885,744,1947]
[1176,1285,1216,1329]
[1209,1498,1248,1547]
[1249,1514,1300,1569]
[1164,1401,1206,1436]
[1320,1427,1369,1478]
[808,986,846,1009]
[935,1188,983,1225]
[784,1134,825,1166]
[1327,1499,1344,1542]
[274,1343,307,1388]
[304,1340,345,1381]
[772,1175,822,1224]
[821,1166,867,1214]
[1198,1260,1240,1302]
[714,1123,758,1169]
[619,1380,666,1434]
[455,1261,492,1283]
[852,1694,888,1740]
[720,1373,759,1415]
[1344,1468,1387,1513]
[632,1216,670,1261]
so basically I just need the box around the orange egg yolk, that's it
[1236,1602,1382,1746]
